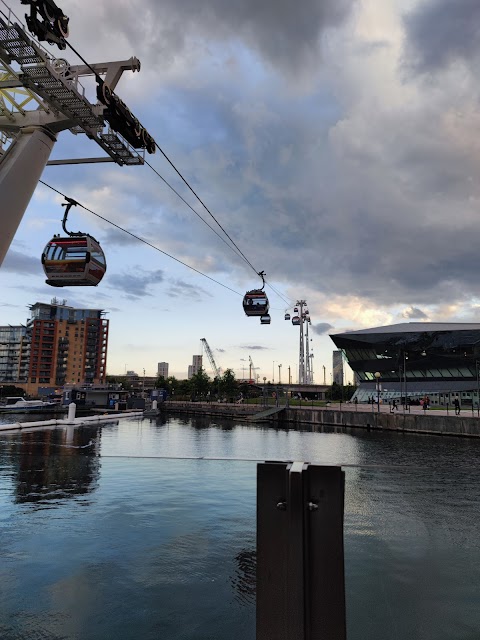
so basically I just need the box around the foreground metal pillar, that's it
[0,126,56,266]
[257,462,346,640]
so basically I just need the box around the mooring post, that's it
[67,402,76,423]
[257,461,346,640]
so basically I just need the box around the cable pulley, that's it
[21,0,69,50]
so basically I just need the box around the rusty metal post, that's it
[257,462,346,640]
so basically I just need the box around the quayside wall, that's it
[162,402,480,438]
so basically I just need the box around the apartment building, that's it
[0,325,30,383]
[24,300,108,394]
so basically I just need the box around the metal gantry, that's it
[0,0,156,267]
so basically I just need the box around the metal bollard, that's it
[67,402,76,422]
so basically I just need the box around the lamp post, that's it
[403,351,408,411]
[374,371,381,413]
[272,361,275,384]
[476,360,480,417]
[288,365,291,385]
[278,364,282,384]
[143,368,146,398]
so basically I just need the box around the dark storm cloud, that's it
[108,269,164,299]
[63,0,480,316]
[402,306,428,320]
[96,0,356,74]
[404,0,480,73]
[312,322,333,335]
[2,250,40,275]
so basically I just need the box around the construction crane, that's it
[201,338,221,379]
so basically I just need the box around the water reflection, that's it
[231,549,256,605]
[0,426,101,507]
[0,415,479,639]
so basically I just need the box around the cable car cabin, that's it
[260,314,271,325]
[42,235,106,287]
[292,315,300,325]
[285,313,291,321]
[294,307,299,313]
[243,290,269,317]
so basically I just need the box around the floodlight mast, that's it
[0,2,155,267]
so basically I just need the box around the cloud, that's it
[80,0,356,81]
[216,348,226,353]
[404,0,480,74]
[402,306,428,320]
[107,268,164,299]
[14,0,480,336]
[240,345,269,350]
[2,250,40,275]
[312,322,333,335]
[167,279,211,301]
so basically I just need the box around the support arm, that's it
[0,126,56,267]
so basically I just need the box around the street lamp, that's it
[403,351,409,411]
[273,361,275,384]
[476,360,480,417]
[278,364,282,384]
[374,371,381,413]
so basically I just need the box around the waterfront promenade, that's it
[163,400,480,438]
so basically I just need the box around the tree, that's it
[219,368,237,402]
[190,368,211,398]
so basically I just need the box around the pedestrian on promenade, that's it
[392,399,397,411]
[454,398,460,415]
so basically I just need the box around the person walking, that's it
[454,398,460,415]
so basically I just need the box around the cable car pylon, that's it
[0,1,156,269]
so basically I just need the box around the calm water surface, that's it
[0,413,479,639]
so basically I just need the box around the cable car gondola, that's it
[41,198,107,287]
[294,307,298,313]
[243,271,270,322]
[284,312,290,321]
[292,315,300,326]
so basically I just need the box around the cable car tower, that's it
[289,299,314,384]
[0,0,156,267]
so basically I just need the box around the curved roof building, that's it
[330,323,480,404]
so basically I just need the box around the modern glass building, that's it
[330,322,480,405]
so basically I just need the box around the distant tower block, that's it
[188,355,203,379]
[333,350,344,385]
[157,362,169,378]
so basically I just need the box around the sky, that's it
[2,0,480,382]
